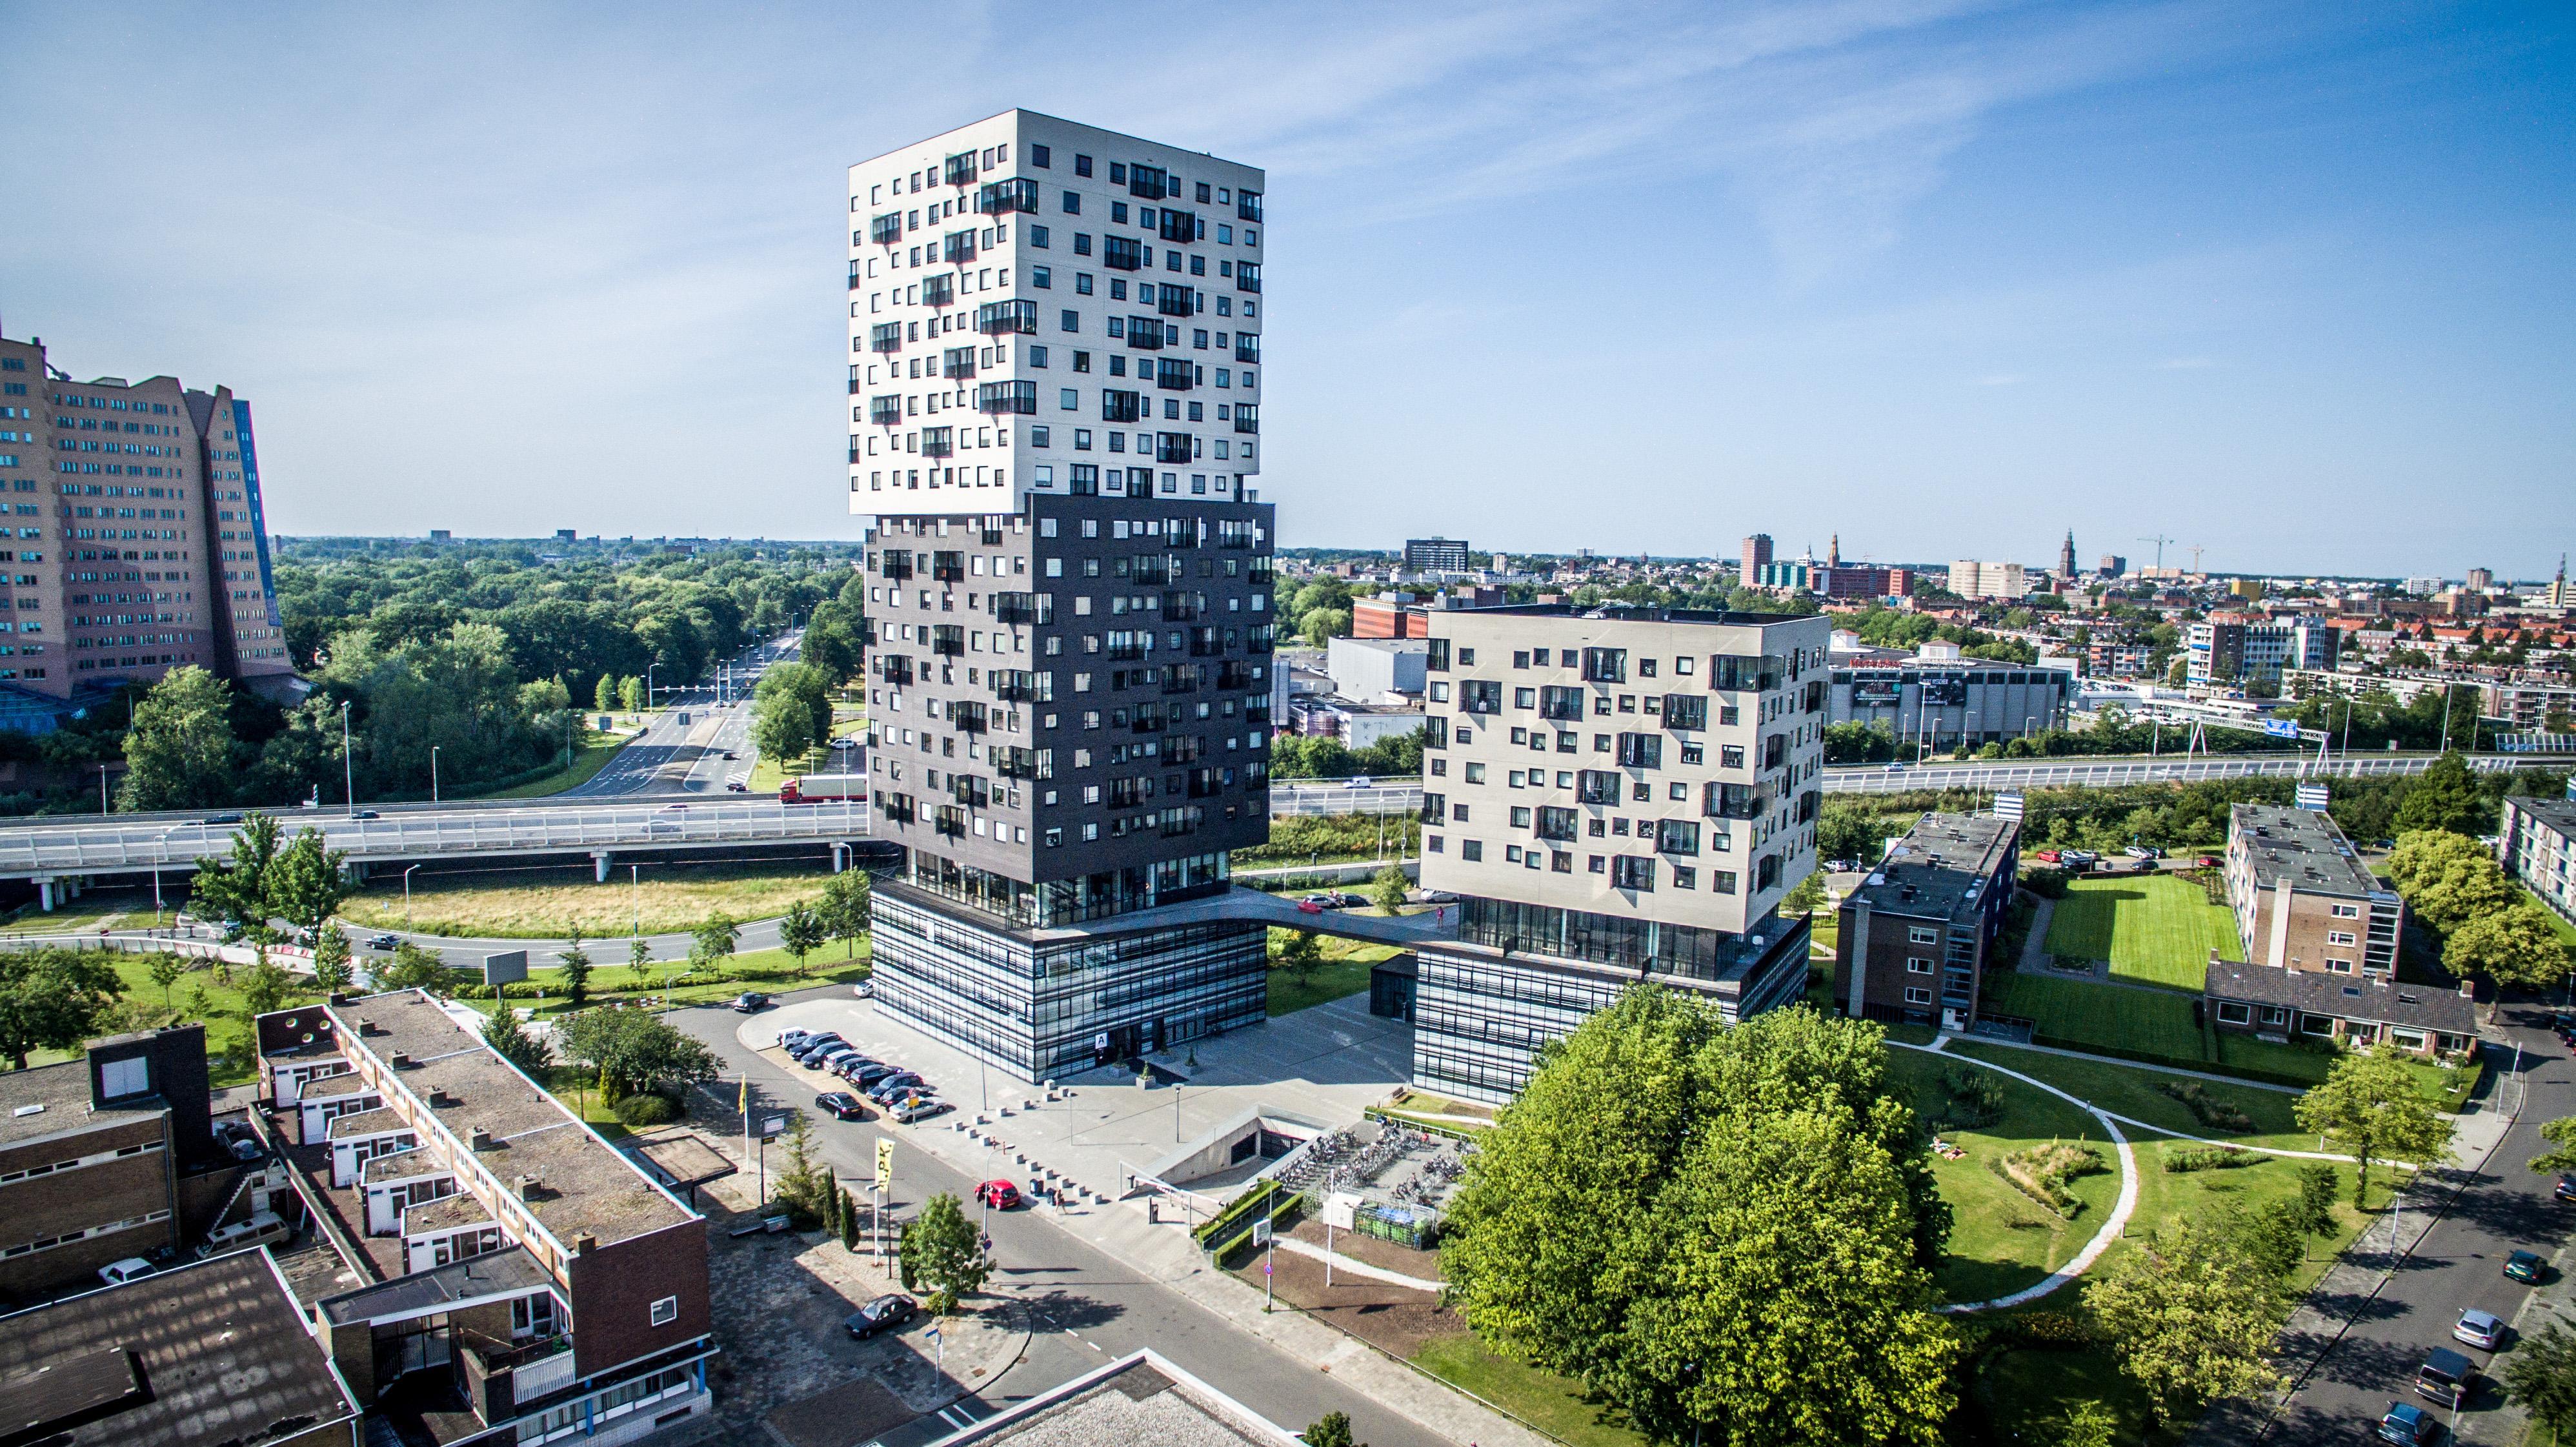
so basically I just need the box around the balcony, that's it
[1216,662,1252,689]
[976,299,1038,336]
[1247,560,1273,584]
[1103,236,1144,271]
[979,518,1004,545]
[944,151,977,186]
[1538,686,1584,722]
[932,625,966,656]
[921,427,954,458]
[1461,680,1502,715]
[1232,405,1257,434]
[1154,358,1194,392]
[1122,317,1163,351]
[1703,782,1763,820]
[1100,390,1142,423]
[943,230,976,265]
[942,348,977,379]
[870,212,904,245]
[1576,771,1620,805]
[1662,694,1708,731]
[1419,792,1447,825]
[1184,625,1218,656]
[1582,648,1627,684]
[991,593,1040,626]
[848,263,863,291]
[1163,669,1205,701]
[991,669,1041,702]
[931,551,966,582]
[1247,624,1275,655]
[1236,262,1260,294]
[1616,733,1662,769]
[1107,779,1147,808]
[881,794,917,824]
[1128,164,1169,199]
[921,273,955,307]
[849,365,862,395]
[951,776,989,809]
[1156,432,1192,464]
[1158,208,1198,243]
[847,445,860,464]
[1237,191,1263,222]
[994,747,1038,780]
[1132,556,1173,585]
[1131,704,1166,734]
[952,701,989,734]
[869,395,902,427]
[1536,806,1579,843]
[1158,283,1194,318]
[1234,334,1260,363]
[869,323,903,354]
[978,177,1038,216]
[878,656,914,685]
[977,380,1037,415]
[935,807,967,838]
[1161,591,1202,622]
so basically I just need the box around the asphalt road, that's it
[667,986,1440,1447]
[2261,1001,2571,1444]
[565,631,798,799]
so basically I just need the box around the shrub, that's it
[1992,1142,2105,1217]
[2163,1145,2255,1174]
[1929,1066,2006,1131]
[2020,867,2071,900]
[2006,1310,2095,1348]
[613,1093,679,1127]
[2156,1079,2257,1133]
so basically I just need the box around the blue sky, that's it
[2,1,2568,576]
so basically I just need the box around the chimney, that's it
[573,1233,598,1256]
[388,1053,414,1069]
[354,1018,378,1037]
[2459,980,2476,999]
[427,1087,457,1108]
[468,1128,494,1151]
[514,1174,541,1200]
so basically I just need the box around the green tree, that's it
[0,949,128,1069]
[778,903,826,977]
[148,954,187,1010]
[690,911,740,970]
[2529,1115,2576,1176]
[594,674,618,713]
[2386,829,2517,935]
[2051,1401,2118,1447]
[820,870,871,958]
[767,1110,833,1225]
[188,812,286,939]
[840,1186,862,1251]
[481,1005,553,1076]
[2502,1321,2576,1439]
[1299,607,1351,649]
[240,952,296,1018]
[557,932,593,1007]
[2444,900,2572,994]
[1784,867,1828,916]
[1369,864,1409,916]
[2293,1047,2455,1207]
[263,827,350,942]
[897,1191,990,1314]
[379,942,455,993]
[1301,1412,1362,1447]
[751,662,834,763]
[1274,929,1323,987]
[629,936,655,987]
[119,665,239,812]
[312,924,354,995]
[2088,1212,2286,1428]
[619,674,647,714]
[2292,1162,2340,1240]
[554,1007,718,1098]
[2393,751,2490,836]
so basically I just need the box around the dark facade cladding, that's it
[1833,813,2019,1025]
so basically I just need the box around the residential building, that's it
[1833,813,2018,1025]
[1740,532,1773,583]
[1411,605,1830,1102]
[1351,592,1432,638]
[2186,620,2336,688]
[1946,560,2029,600]
[1755,539,1910,600]
[2204,960,2475,1058]
[1402,536,1472,574]
[2500,795,2576,927]
[854,112,1278,1079]
[2466,567,2495,594]
[258,990,716,1444]
[929,1349,1302,1445]
[1287,694,1424,750]
[1325,636,1427,700]
[2223,804,2402,976]
[0,1024,230,1301]
[2402,576,2444,596]
[0,333,296,712]
[0,1249,363,1447]
[1825,656,2075,749]
[2098,554,2127,578]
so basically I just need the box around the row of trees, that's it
[1269,727,1424,781]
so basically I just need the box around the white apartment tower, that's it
[847,112,1281,1081]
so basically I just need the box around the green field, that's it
[1981,972,2211,1059]
[1885,1047,2123,1303]
[1265,934,1395,1015]
[468,727,637,800]
[2042,874,2241,991]
[341,862,834,938]
[1410,1334,1644,1447]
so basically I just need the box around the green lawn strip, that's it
[448,942,872,1020]
[1884,1049,2120,1304]
[0,897,165,938]
[1982,972,2210,1060]
[2041,875,2239,991]
[467,729,637,800]
[1942,1040,2307,1147]
[1265,938,1391,1016]
[340,862,834,938]
[1409,1334,1645,1447]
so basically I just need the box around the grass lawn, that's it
[1265,934,1395,1016]
[0,888,175,938]
[447,941,874,1020]
[1409,1334,1643,1447]
[2042,874,2240,991]
[1982,973,2211,1060]
[468,728,638,800]
[1885,1048,2123,1304]
[9,949,330,1085]
[341,862,835,938]
[1944,1040,2304,1142]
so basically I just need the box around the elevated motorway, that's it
[1820,749,2535,795]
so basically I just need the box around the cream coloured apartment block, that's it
[848,110,1263,519]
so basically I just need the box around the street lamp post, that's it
[98,763,110,815]
[431,745,441,805]
[403,864,421,930]
[340,701,356,816]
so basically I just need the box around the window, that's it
[98,1055,149,1099]
[1461,840,1483,862]
[1031,144,1051,168]
[650,1295,678,1326]
[2326,931,2357,946]
[1908,926,1938,945]
[1075,154,1093,177]
[2215,1001,2252,1024]
[1906,956,1935,975]
[1904,987,1934,1006]
[2329,903,2360,918]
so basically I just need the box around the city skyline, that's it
[2,1,2568,572]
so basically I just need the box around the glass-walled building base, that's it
[872,880,1269,1082]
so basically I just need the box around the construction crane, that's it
[2137,534,2175,570]
[2187,544,2205,574]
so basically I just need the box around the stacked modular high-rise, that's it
[0,332,294,719]
[849,111,1278,1080]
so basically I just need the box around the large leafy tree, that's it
[2385,829,2517,936]
[690,911,740,969]
[2504,1322,2576,1437]
[778,904,826,976]
[898,1191,990,1314]
[188,812,287,939]
[2088,1212,2286,1429]
[1444,993,1953,1446]
[2392,752,2490,836]
[0,949,128,1069]
[2292,1047,2454,1207]
[820,871,871,958]
[2444,900,2573,995]
[119,666,239,811]
[265,827,349,940]
[554,1008,717,1098]
[751,662,836,763]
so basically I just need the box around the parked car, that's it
[2415,1346,2474,1406]
[197,1209,290,1260]
[789,1035,846,1064]
[1343,776,1374,788]
[2506,1250,2546,1284]
[844,1293,917,1340]
[2124,845,2160,861]
[1295,898,1325,915]
[2060,849,2098,866]
[780,1029,813,1051]
[2195,855,2220,868]
[1418,889,1458,904]
[2377,1402,2439,1445]
[868,1074,927,1104]
[2455,1308,2506,1350]
[2033,849,2062,863]
[366,933,400,951]
[832,1057,883,1080]
[98,1257,156,1286]
[851,1062,900,1087]
[730,992,770,1013]
[815,1092,869,1120]
[891,1097,952,1124]
[852,980,875,1000]
[976,1180,1022,1209]
[1330,892,1369,909]
[816,1048,865,1074]
[214,1120,265,1162]
[1299,893,1337,911]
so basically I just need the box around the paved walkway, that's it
[2017,895,2058,973]
[1273,1235,1444,1292]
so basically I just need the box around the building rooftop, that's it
[1441,603,1820,630]
[932,1350,1298,1447]
[1847,815,2018,924]
[2204,960,2479,1035]
[331,991,694,1249]
[2231,805,2386,898]
[316,1246,552,1328]
[0,1249,360,1447]
[0,1059,164,1150]
[2511,796,2576,835]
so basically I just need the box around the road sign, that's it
[481,950,528,986]
[2261,718,2302,740]
[1991,791,2025,822]
[760,1114,787,1138]
[874,1138,894,1191]
[1252,1218,1272,1246]
[2295,783,2329,811]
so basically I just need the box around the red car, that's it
[1295,898,1325,915]
[2197,855,2220,869]
[2033,849,2061,864]
[974,1179,1021,1209]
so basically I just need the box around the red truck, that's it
[780,774,867,805]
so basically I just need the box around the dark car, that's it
[2416,1346,2474,1407]
[214,1120,265,1162]
[350,810,381,820]
[2558,1175,2576,1204]
[852,1062,902,1088]
[721,750,738,760]
[832,1057,883,1080]
[868,1074,927,1104]
[2507,1250,2546,1284]
[730,992,769,1013]
[366,933,400,951]
[201,812,245,825]
[2377,1402,2437,1444]
[789,1035,847,1064]
[844,1293,916,1340]
[726,782,749,793]
[814,1092,869,1120]
[975,1179,1021,1209]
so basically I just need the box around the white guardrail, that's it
[1819,751,2531,796]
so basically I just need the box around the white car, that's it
[1343,776,1374,788]
[852,980,876,1000]
[2456,1308,2506,1350]
[99,1257,156,1286]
